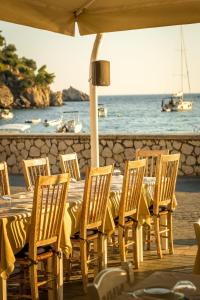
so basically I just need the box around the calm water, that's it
[1,94,200,134]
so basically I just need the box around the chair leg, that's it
[29,263,39,300]
[154,217,162,259]
[133,226,139,269]
[119,227,126,262]
[168,213,174,255]
[80,240,88,293]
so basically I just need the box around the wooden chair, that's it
[0,161,10,195]
[15,173,70,299]
[135,149,169,177]
[115,159,146,268]
[59,152,81,181]
[146,153,180,258]
[22,157,51,191]
[87,262,134,300]
[70,165,113,292]
[193,220,200,274]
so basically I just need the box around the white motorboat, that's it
[161,27,193,112]
[25,118,41,124]
[0,124,30,133]
[57,111,82,133]
[0,109,14,119]
[98,105,108,117]
[43,118,62,127]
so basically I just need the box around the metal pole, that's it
[89,33,103,167]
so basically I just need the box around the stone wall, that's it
[0,133,199,176]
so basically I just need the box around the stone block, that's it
[107,141,113,149]
[114,154,123,163]
[85,143,90,149]
[45,140,51,147]
[35,139,45,148]
[21,149,28,159]
[189,141,200,146]
[0,145,4,152]
[52,139,57,145]
[1,139,9,146]
[50,144,58,156]
[159,140,166,147]
[186,156,196,166]
[65,140,73,146]
[58,141,67,151]
[123,140,133,148]
[99,156,105,166]
[48,154,57,165]
[25,140,32,150]
[17,142,24,150]
[124,148,133,160]
[113,143,124,154]
[134,141,143,149]
[182,165,193,175]
[194,147,200,156]
[11,165,19,174]
[52,165,59,174]
[82,149,91,159]
[101,140,106,146]
[29,146,40,157]
[102,147,112,158]
[5,145,11,156]
[73,143,84,152]
[0,152,6,161]
[7,154,16,166]
[106,157,115,165]
[10,143,18,153]
[173,141,182,150]
[41,145,49,154]
[182,143,193,155]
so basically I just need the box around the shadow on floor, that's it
[174,239,197,246]
[176,176,200,193]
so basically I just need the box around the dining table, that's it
[0,174,166,300]
[116,271,200,299]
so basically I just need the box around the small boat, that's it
[25,118,41,124]
[161,27,193,113]
[161,92,192,112]
[0,109,13,119]
[57,111,82,133]
[98,105,108,117]
[43,118,62,127]
[0,124,30,133]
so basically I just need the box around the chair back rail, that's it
[29,173,70,259]
[154,153,180,214]
[60,153,81,181]
[87,262,134,300]
[119,159,146,224]
[80,165,113,238]
[0,161,10,195]
[22,157,51,191]
[135,149,169,177]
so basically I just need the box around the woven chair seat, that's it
[71,229,99,240]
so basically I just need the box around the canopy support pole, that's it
[89,33,103,167]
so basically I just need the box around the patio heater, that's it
[89,36,110,167]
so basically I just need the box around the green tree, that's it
[35,65,55,86]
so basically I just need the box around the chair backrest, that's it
[59,153,81,181]
[154,153,180,214]
[119,159,146,224]
[22,157,51,191]
[87,262,134,300]
[80,165,113,238]
[0,161,10,195]
[29,173,70,259]
[135,149,169,177]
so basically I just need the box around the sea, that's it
[0,94,200,134]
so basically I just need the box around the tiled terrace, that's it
[9,176,200,299]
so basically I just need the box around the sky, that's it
[0,20,200,95]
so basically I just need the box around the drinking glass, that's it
[173,280,196,296]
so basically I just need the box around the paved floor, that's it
[8,176,200,299]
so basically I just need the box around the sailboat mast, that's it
[182,28,191,93]
[180,26,183,92]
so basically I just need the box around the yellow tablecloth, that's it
[0,175,152,279]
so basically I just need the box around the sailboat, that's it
[161,27,193,112]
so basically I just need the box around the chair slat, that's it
[22,157,51,191]
[0,162,10,195]
[59,152,81,181]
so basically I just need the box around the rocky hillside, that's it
[0,32,61,108]
[0,32,89,109]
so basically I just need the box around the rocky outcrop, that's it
[0,84,14,108]
[62,86,89,102]
[50,91,63,106]
[21,86,50,108]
